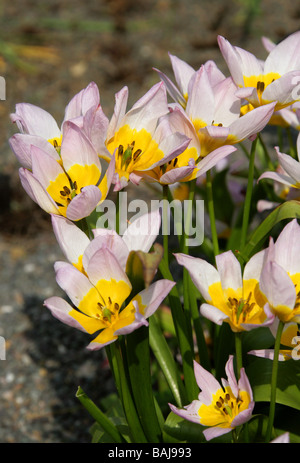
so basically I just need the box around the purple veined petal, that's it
[193,360,221,404]
[81,81,100,115]
[260,260,296,310]
[262,36,276,53]
[85,245,131,288]
[199,124,230,141]
[9,133,60,170]
[169,53,196,97]
[235,86,259,105]
[229,102,276,141]
[238,366,253,401]
[153,67,186,107]
[203,426,233,442]
[216,250,242,291]
[63,82,100,124]
[159,163,197,184]
[167,105,200,147]
[212,77,241,127]
[224,355,238,397]
[174,253,220,301]
[258,170,295,187]
[262,71,300,107]
[11,103,61,139]
[195,145,236,178]
[169,400,202,425]
[113,172,128,192]
[203,60,226,87]
[129,172,143,185]
[30,145,65,189]
[63,88,85,123]
[231,401,255,428]
[122,82,169,134]
[133,279,176,319]
[248,348,287,361]
[60,121,101,171]
[217,36,246,88]
[82,231,129,272]
[19,168,60,215]
[83,104,110,155]
[122,209,161,253]
[200,303,229,326]
[54,261,95,309]
[272,219,300,275]
[271,432,290,443]
[243,249,266,282]
[276,149,300,184]
[107,86,129,140]
[51,214,90,265]
[186,66,215,126]
[264,31,300,74]
[44,296,89,333]
[66,185,102,221]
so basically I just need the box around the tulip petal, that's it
[66,185,102,221]
[122,209,161,253]
[51,214,90,267]
[174,253,220,301]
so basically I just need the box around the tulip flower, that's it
[175,249,274,332]
[17,121,115,221]
[156,58,276,157]
[9,82,103,169]
[218,31,300,112]
[50,209,162,273]
[98,82,191,190]
[259,133,300,190]
[169,355,254,441]
[140,105,237,184]
[259,219,300,324]
[44,246,175,350]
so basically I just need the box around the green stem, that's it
[240,137,258,251]
[76,386,126,443]
[189,279,211,372]
[110,340,148,443]
[206,170,219,261]
[235,332,243,379]
[149,315,186,407]
[258,133,274,170]
[159,258,199,402]
[265,320,284,442]
[162,184,169,266]
[126,326,162,443]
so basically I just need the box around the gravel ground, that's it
[0,0,299,443]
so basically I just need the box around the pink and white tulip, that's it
[44,245,175,350]
[169,355,254,441]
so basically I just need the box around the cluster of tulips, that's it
[8,31,300,443]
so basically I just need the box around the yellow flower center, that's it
[198,386,251,429]
[208,279,267,332]
[48,135,63,151]
[106,125,164,180]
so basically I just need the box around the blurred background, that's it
[0,0,299,443]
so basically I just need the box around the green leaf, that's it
[240,200,300,259]
[246,357,300,410]
[76,387,126,443]
[126,326,162,443]
[163,411,205,443]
